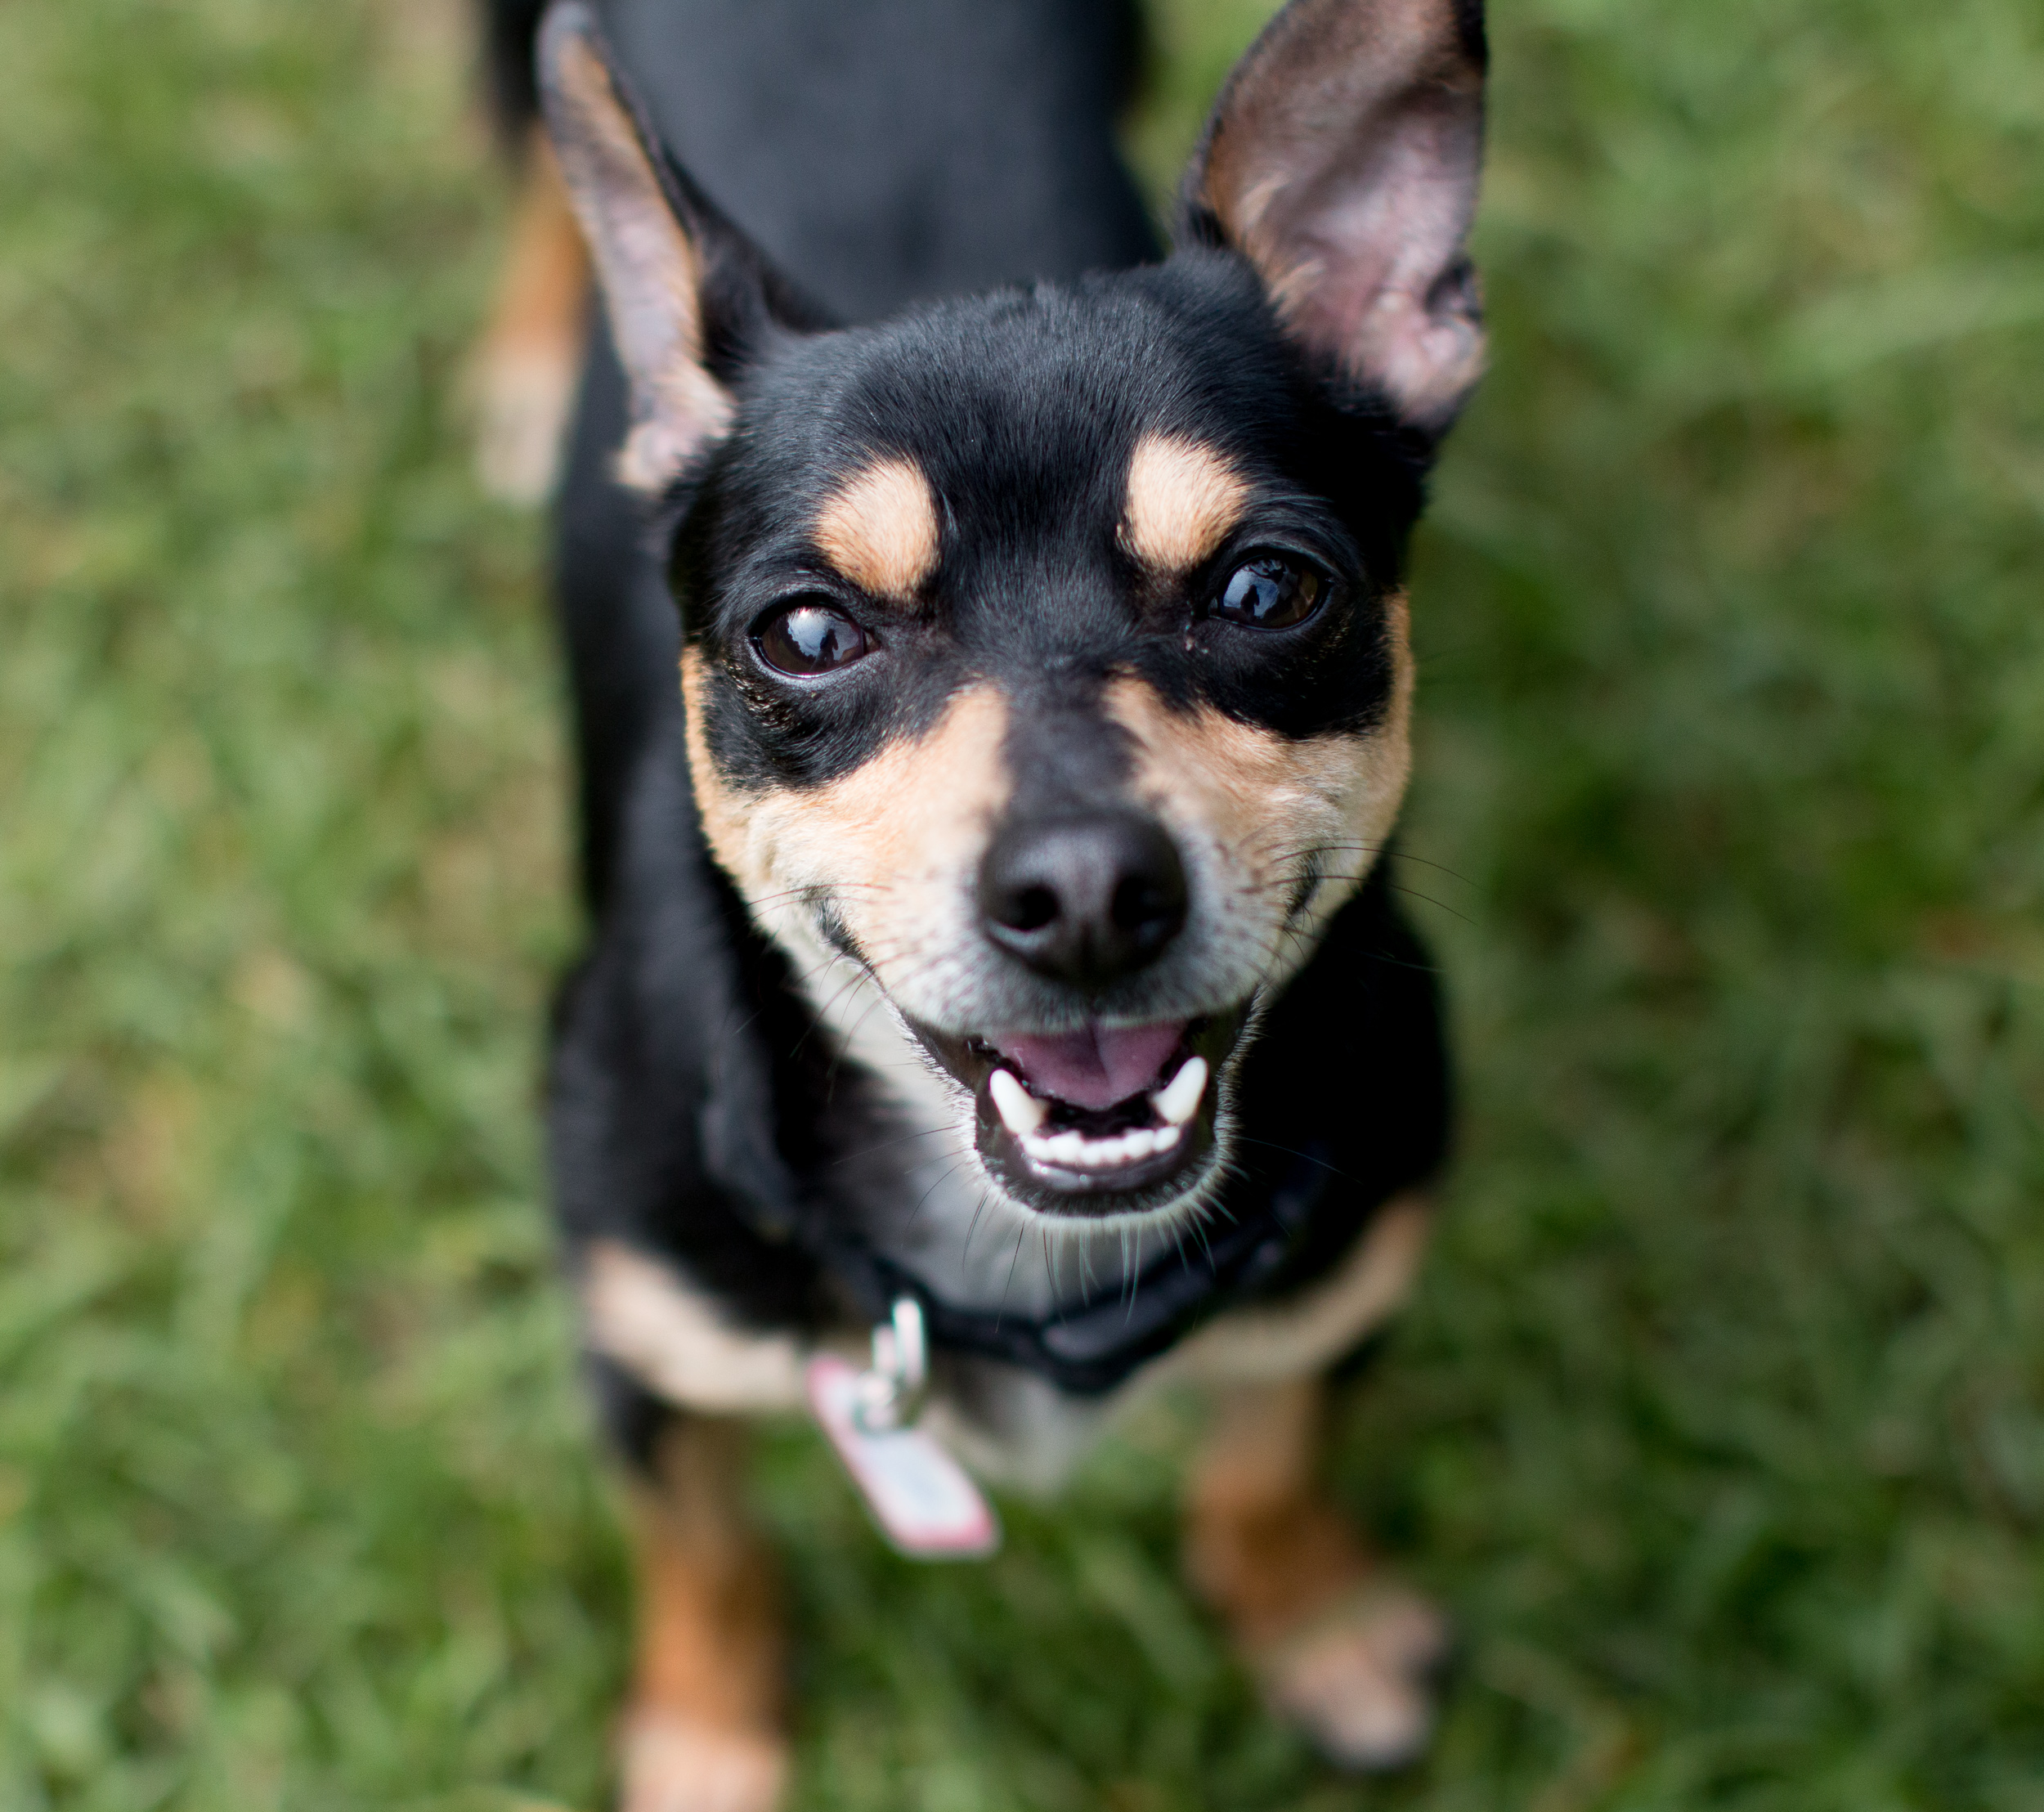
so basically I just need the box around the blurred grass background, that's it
[2,0,2042,1806]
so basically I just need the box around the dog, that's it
[468,0,589,504]
[513,2,1486,1804]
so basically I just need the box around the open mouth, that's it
[910,1008,1248,1216]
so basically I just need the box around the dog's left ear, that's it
[1184,0,1487,437]
[536,1,824,495]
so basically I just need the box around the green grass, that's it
[2,0,2042,1806]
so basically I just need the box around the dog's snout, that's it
[978,810,1188,991]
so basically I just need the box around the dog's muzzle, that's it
[907,806,1249,1217]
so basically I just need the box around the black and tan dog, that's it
[517,0,1486,1803]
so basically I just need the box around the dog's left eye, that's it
[753,599,872,676]
[1211,554,1325,630]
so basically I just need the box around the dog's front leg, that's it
[618,1415,787,1812]
[1185,1375,1450,1774]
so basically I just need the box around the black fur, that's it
[525,0,1458,1464]
[480,0,551,147]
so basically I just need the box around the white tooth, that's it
[988,1068,1047,1136]
[1152,1056,1208,1128]
[1024,1119,1188,1172]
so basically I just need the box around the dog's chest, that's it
[809,961,1191,1487]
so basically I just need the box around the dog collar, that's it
[787,1144,1338,1397]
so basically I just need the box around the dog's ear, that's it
[1184,0,1487,437]
[536,2,823,494]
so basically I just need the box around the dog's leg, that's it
[470,126,589,505]
[1185,1375,1449,1773]
[618,1415,787,1812]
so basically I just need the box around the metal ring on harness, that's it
[851,1295,928,1433]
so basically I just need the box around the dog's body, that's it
[506,2,1486,1802]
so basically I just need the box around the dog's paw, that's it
[1252,1583,1451,1774]
[616,1713,787,1812]
[469,342,579,506]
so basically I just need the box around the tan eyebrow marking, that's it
[1119,432,1253,572]
[813,456,941,604]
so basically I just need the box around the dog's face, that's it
[675,278,1422,1219]
[540,0,1486,1226]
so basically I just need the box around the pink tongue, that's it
[997,1021,1187,1113]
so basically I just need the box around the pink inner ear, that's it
[1283,140,1486,426]
[541,5,737,496]
[1192,0,1486,431]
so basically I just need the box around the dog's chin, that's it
[906,1006,1250,1222]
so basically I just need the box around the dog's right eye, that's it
[1209,553,1325,630]
[753,599,872,677]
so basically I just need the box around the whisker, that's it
[741,881,892,913]
[1383,881,1477,929]
[993,1217,1029,1330]
[961,1186,991,1265]
[825,1123,956,1168]
[1232,1135,1362,1187]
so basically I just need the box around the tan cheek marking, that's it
[1120,432,1253,572]
[679,653,1010,973]
[784,684,1008,885]
[1104,593,1414,871]
[679,647,769,897]
[813,457,941,603]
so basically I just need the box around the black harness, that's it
[786,1144,1346,1397]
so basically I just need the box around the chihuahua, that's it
[522,1,1484,1803]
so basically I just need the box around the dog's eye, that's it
[754,599,871,677]
[1211,554,1325,630]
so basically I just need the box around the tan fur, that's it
[814,457,942,603]
[1173,1192,1432,1385]
[681,653,1011,1006]
[1119,433,1253,572]
[470,129,592,505]
[1186,1376,1369,1643]
[547,25,734,494]
[620,1418,787,1811]
[479,130,590,356]
[582,1240,813,1413]
[1105,599,1414,976]
[1186,1373,1448,1769]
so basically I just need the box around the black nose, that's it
[978,810,1188,990]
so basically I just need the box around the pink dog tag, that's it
[807,1353,1001,1559]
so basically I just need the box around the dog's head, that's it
[539,0,1486,1227]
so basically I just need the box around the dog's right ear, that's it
[536,2,823,495]
[1183,0,1488,439]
